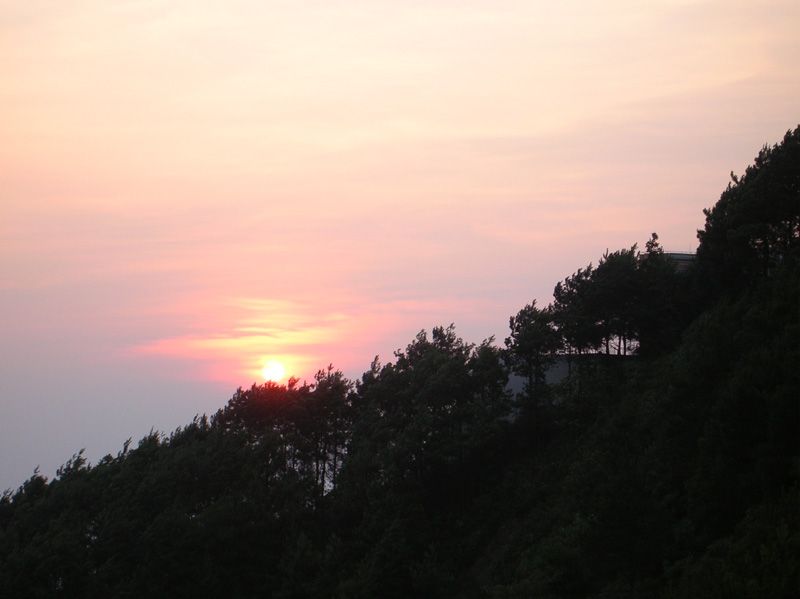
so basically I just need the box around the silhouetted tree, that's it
[2,127,798,599]
[505,300,562,403]
[697,125,800,295]
[552,264,602,356]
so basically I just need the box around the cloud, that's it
[2,0,799,492]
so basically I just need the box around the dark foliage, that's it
[1,126,798,598]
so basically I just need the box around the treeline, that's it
[1,127,798,598]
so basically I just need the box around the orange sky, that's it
[1,0,799,489]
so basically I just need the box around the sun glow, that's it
[261,360,286,383]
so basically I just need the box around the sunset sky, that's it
[2,0,798,490]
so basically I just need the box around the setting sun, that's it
[261,360,286,383]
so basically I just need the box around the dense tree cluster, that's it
[2,126,798,597]
[697,126,800,294]
[546,234,685,359]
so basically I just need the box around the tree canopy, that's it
[2,126,798,598]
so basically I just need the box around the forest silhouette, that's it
[1,127,798,597]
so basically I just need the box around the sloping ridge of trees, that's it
[1,127,798,598]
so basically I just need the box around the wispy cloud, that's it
[2,0,799,490]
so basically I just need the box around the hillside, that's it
[1,127,798,598]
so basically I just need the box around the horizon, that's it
[2,0,799,491]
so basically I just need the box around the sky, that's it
[1,0,798,491]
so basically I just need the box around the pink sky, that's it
[2,0,799,490]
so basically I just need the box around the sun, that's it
[261,360,286,383]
